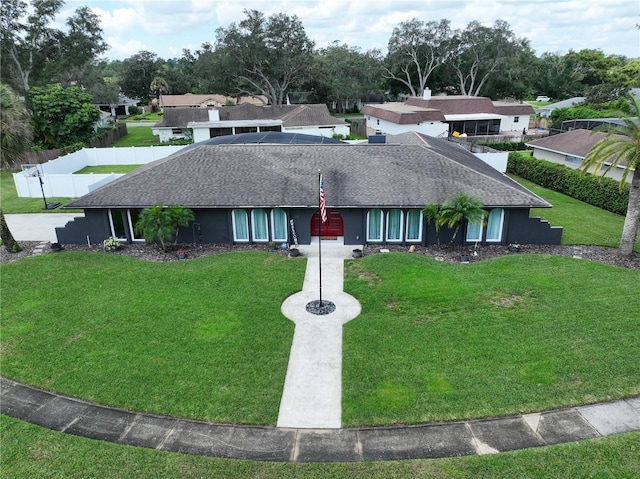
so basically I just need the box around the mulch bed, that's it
[2,241,639,269]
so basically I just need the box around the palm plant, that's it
[134,205,194,252]
[436,192,486,246]
[582,93,640,257]
[0,83,32,169]
[422,203,443,246]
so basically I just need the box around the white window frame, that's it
[108,210,127,241]
[485,208,505,243]
[270,208,288,243]
[385,209,404,242]
[366,209,383,242]
[251,208,269,243]
[466,219,484,242]
[405,210,423,242]
[232,209,249,242]
[127,209,144,242]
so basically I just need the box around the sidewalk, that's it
[4,213,83,242]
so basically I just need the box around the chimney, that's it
[422,88,432,100]
[208,109,220,121]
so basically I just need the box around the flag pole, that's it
[318,170,323,307]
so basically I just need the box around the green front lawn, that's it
[512,175,640,252]
[2,415,638,479]
[2,251,638,426]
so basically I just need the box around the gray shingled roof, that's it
[154,104,347,128]
[526,129,609,158]
[66,138,550,210]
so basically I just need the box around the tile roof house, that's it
[526,129,631,183]
[152,104,350,143]
[361,89,534,138]
[57,134,562,247]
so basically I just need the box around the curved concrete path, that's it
[2,378,639,462]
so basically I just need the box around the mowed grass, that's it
[2,415,639,478]
[0,170,81,213]
[74,164,142,174]
[342,252,640,426]
[1,251,305,425]
[111,126,160,147]
[512,175,640,252]
[2,250,639,427]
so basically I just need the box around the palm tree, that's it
[149,76,169,108]
[422,203,443,246]
[437,192,486,246]
[135,205,194,252]
[0,209,22,253]
[0,83,32,169]
[582,93,640,257]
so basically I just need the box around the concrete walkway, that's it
[4,213,83,242]
[278,242,361,428]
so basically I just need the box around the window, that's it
[127,209,143,241]
[486,208,504,242]
[406,210,423,242]
[251,208,269,242]
[235,126,258,134]
[367,209,383,242]
[514,116,519,123]
[271,208,287,242]
[386,209,403,242]
[232,209,249,242]
[466,219,483,242]
[108,210,126,240]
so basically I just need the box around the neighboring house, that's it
[526,129,632,183]
[536,97,585,118]
[152,104,350,143]
[94,94,139,117]
[361,89,535,138]
[57,132,561,247]
[159,94,268,108]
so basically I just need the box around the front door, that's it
[310,209,344,237]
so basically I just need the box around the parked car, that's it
[536,95,550,102]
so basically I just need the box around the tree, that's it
[57,6,108,87]
[29,83,101,149]
[214,9,314,105]
[384,18,452,97]
[435,192,486,246]
[135,205,195,252]
[119,51,163,102]
[0,209,22,253]
[582,93,640,257]
[0,0,64,93]
[150,76,169,103]
[0,83,32,168]
[447,20,523,97]
[308,42,383,113]
[534,52,586,100]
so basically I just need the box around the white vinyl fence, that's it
[13,146,184,198]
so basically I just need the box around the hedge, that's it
[507,152,630,215]
[477,141,529,151]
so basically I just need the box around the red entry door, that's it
[310,210,344,236]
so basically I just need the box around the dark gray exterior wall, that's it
[56,207,562,246]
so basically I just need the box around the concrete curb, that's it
[2,378,638,462]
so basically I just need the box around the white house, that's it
[362,89,535,138]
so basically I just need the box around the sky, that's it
[56,0,640,61]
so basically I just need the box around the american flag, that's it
[319,174,327,223]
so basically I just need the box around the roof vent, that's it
[422,88,432,100]
[368,132,386,144]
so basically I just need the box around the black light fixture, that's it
[36,167,61,210]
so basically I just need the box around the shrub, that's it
[507,152,630,215]
[477,141,529,151]
[103,236,121,252]
[128,106,140,115]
